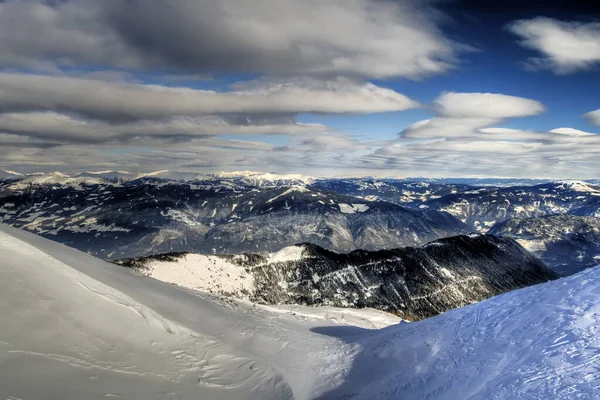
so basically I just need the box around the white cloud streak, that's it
[509,17,600,73]
[0,73,419,121]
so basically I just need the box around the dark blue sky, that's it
[296,0,600,139]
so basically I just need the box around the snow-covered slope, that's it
[2,223,600,399]
[0,223,392,400]
[211,171,316,187]
[7,173,109,190]
[324,264,600,399]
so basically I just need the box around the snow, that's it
[142,253,255,297]
[4,222,600,399]
[326,265,600,399]
[517,238,548,252]
[267,245,307,264]
[134,170,170,179]
[8,174,108,190]
[252,303,402,330]
[556,180,600,194]
[79,170,131,175]
[266,186,310,203]
[0,224,361,399]
[213,171,316,186]
[339,203,370,214]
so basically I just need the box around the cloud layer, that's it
[0,0,460,79]
[0,74,419,122]
[0,2,598,178]
[509,17,600,73]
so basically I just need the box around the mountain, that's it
[3,222,600,399]
[0,179,469,259]
[74,170,134,181]
[424,181,600,231]
[311,178,473,207]
[0,169,24,179]
[119,234,558,321]
[211,171,316,187]
[489,214,600,276]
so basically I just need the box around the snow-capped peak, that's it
[555,180,600,193]
[134,170,170,179]
[78,170,132,176]
[8,174,109,190]
[213,171,316,186]
[0,169,25,177]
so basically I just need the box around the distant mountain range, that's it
[0,174,469,259]
[489,214,600,276]
[2,171,600,275]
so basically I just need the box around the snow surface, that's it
[267,244,307,263]
[266,186,310,203]
[324,265,600,400]
[4,223,600,399]
[213,171,316,185]
[338,203,370,214]
[0,224,377,399]
[8,174,108,190]
[137,245,308,298]
[143,253,256,297]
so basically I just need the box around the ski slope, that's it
[2,223,600,399]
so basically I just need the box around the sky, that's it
[0,0,599,178]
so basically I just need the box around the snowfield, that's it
[2,223,600,399]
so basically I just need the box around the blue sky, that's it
[0,0,599,178]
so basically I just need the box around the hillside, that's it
[120,235,558,321]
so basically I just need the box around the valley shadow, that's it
[310,324,403,400]
[310,325,373,343]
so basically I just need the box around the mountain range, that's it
[2,171,600,276]
[119,234,558,321]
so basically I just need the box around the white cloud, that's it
[508,17,600,73]
[434,92,545,119]
[380,92,600,178]
[549,127,595,136]
[401,92,545,140]
[0,112,330,143]
[0,73,419,122]
[584,109,600,126]
[0,0,462,80]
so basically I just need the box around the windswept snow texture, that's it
[0,223,392,400]
[320,264,600,400]
[121,235,558,321]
